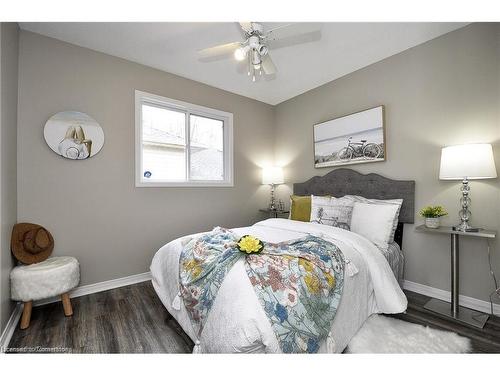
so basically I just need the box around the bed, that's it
[150,168,415,353]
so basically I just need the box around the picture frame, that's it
[313,105,386,168]
[43,111,105,160]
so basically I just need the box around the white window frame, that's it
[135,90,233,187]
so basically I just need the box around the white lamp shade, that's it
[439,143,497,180]
[262,166,284,185]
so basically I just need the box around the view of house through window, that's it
[136,91,232,186]
[142,104,187,181]
[189,114,224,180]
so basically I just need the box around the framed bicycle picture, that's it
[313,105,386,168]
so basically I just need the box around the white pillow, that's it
[342,195,403,242]
[350,202,400,250]
[310,196,352,230]
[310,195,332,225]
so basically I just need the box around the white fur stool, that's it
[11,256,80,329]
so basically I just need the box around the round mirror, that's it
[43,111,104,160]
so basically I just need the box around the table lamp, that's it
[262,166,284,210]
[439,143,497,232]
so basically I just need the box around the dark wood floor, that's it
[8,282,193,353]
[7,282,500,353]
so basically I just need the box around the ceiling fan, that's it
[198,22,322,82]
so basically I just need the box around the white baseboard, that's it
[34,271,152,307]
[403,279,500,316]
[0,303,22,352]
[0,271,152,350]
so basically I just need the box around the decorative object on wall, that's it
[419,205,448,229]
[439,143,497,232]
[44,111,104,160]
[262,166,284,210]
[313,106,385,168]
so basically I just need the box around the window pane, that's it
[142,104,186,181]
[189,114,224,181]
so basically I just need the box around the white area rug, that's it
[346,314,471,353]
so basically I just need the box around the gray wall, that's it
[17,31,275,286]
[274,23,500,303]
[0,23,19,333]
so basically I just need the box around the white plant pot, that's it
[425,217,440,229]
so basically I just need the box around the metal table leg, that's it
[451,233,459,318]
[423,233,489,329]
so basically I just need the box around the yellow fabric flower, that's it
[324,271,336,289]
[304,273,321,294]
[184,259,202,278]
[299,258,314,272]
[237,235,264,254]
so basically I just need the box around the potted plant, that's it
[419,205,448,229]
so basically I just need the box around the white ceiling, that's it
[20,22,467,105]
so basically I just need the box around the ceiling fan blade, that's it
[266,23,322,42]
[239,22,254,34]
[268,30,322,50]
[261,54,277,75]
[198,41,241,61]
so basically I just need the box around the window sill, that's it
[135,181,234,188]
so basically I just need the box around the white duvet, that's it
[150,219,407,353]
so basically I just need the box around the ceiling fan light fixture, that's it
[257,45,268,56]
[234,47,246,61]
[251,50,261,65]
[234,45,250,61]
[200,21,323,81]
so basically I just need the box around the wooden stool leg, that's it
[20,301,32,330]
[61,293,73,316]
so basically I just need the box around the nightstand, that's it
[415,225,496,328]
[259,208,289,218]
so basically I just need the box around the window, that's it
[135,90,233,187]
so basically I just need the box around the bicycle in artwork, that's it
[336,136,382,162]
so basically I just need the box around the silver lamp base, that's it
[452,225,481,233]
[455,178,473,232]
[453,222,472,232]
[452,179,483,232]
[268,183,277,210]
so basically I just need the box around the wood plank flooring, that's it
[8,282,193,353]
[7,282,500,353]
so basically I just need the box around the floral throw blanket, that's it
[179,227,345,353]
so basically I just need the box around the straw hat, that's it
[11,223,54,264]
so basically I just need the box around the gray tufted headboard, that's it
[293,168,415,248]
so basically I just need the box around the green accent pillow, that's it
[290,195,312,222]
